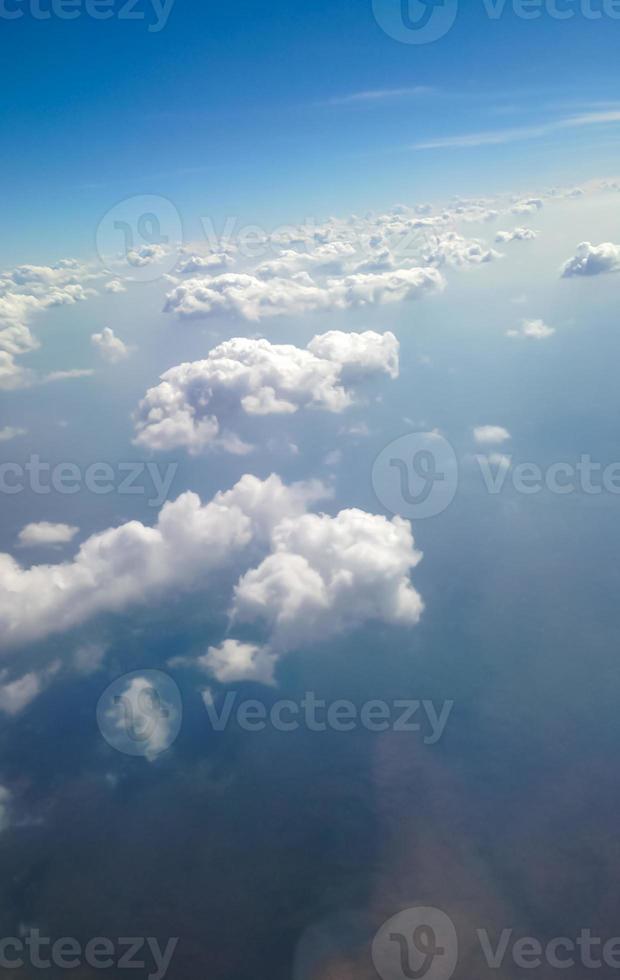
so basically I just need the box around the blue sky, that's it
[3,0,620,261]
[3,5,620,977]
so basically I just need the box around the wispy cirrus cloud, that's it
[413,109,620,150]
[326,86,434,106]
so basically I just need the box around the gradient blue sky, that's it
[2,0,620,263]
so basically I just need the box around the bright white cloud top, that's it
[17,522,80,548]
[473,425,512,445]
[561,242,620,277]
[133,330,399,454]
[0,475,424,687]
[91,327,132,363]
[507,318,555,340]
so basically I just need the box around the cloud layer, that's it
[134,330,399,454]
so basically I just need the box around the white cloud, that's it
[412,110,620,151]
[43,369,94,384]
[0,351,33,390]
[507,318,555,340]
[134,331,399,455]
[495,228,537,244]
[103,674,180,762]
[0,666,55,716]
[0,259,98,384]
[176,252,234,275]
[326,86,433,106]
[0,475,424,687]
[163,266,443,322]
[199,640,278,686]
[422,232,500,267]
[561,241,620,277]
[0,426,27,442]
[0,474,327,650]
[473,425,511,445]
[91,327,132,364]
[229,508,423,665]
[104,279,126,293]
[17,522,80,548]
[511,199,544,216]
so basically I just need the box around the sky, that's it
[2,2,620,979]
[3,0,620,261]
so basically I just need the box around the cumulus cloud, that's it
[199,640,278,686]
[0,351,34,390]
[104,279,126,293]
[495,228,537,244]
[0,259,98,384]
[176,252,235,275]
[102,673,182,762]
[0,426,27,442]
[561,242,620,278]
[17,522,80,548]
[511,198,544,215]
[422,232,500,267]
[0,475,424,687]
[0,661,60,716]
[0,474,327,650]
[91,327,132,363]
[163,266,443,322]
[507,318,555,340]
[229,508,423,663]
[133,331,399,454]
[473,425,512,445]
